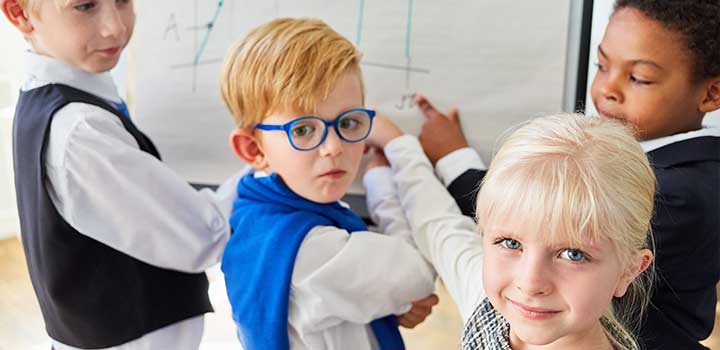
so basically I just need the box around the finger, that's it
[396,315,409,328]
[399,311,424,325]
[448,108,460,123]
[412,294,440,307]
[406,307,432,321]
[415,94,443,120]
[397,316,417,329]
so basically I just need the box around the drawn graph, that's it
[356,0,430,110]
[164,0,429,100]
[167,0,225,91]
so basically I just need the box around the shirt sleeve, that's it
[289,225,436,332]
[44,102,230,273]
[384,135,486,321]
[363,166,415,246]
[434,147,486,186]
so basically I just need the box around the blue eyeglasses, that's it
[255,108,376,151]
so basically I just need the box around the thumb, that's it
[448,108,460,123]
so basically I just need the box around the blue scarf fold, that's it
[221,173,405,350]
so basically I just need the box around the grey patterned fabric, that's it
[460,298,511,350]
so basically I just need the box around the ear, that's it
[614,249,653,298]
[1,0,34,34]
[699,76,720,113]
[229,128,268,170]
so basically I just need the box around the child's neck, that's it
[508,321,613,350]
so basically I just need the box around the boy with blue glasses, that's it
[219,18,438,350]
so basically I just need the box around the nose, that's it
[318,129,344,157]
[595,71,623,104]
[99,4,128,39]
[515,253,553,296]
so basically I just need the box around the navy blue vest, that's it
[12,84,213,348]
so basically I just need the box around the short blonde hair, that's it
[15,0,69,13]
[476,114,655,350]
[221,18,364,128]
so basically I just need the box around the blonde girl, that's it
[366,113,655,349]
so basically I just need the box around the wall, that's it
[0,19,27,239]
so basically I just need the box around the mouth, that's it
[97,47,121,57]
[320,169,347,179]
[507,298,561,320]
[596,107,623,122]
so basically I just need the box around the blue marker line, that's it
[405,0,413,59]
[356,0,365,45]
[194,0,224,66]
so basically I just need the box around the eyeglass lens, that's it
[289,110,372,150]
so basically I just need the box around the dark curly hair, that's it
[614,0,720,82]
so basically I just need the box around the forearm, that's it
[384,135,486,319]
[364,166,414,245]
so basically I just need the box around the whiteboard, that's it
[583,0,720,127]
[130,0,571,187]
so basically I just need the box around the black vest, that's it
[12,84,213,348]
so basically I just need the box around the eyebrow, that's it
[598,45,664,71]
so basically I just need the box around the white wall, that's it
[0,20,27,239]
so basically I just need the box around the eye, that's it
[291,124,315,137]
[74,1,96,11]
[339,117,360,130]
[559,248,589,262]
[630,75,652,85]
[594,62,607,73]
[496,238,522,250]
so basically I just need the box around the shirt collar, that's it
[21,51,122,104]
[640,126,720,153]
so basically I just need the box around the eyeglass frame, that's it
[254,108,377,151]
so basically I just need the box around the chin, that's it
[511,330,558,347]
[85,58,121,74]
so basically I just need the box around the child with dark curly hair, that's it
[591,1,720,349]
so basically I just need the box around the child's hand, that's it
[396,293,440,329]
[366,147,390,170]
[367,114,404,149]
[416,94,469,165]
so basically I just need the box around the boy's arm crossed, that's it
[289,225,435,332]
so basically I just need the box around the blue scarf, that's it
[221,173,405,350]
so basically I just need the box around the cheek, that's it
[342,143,367,170]
[563,267,619,317]
[482,249,507,295]
[589,77,601,102]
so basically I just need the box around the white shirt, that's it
[248,169,436,350]
[21,52,233,350]
[434,147,486,186]
[385,136,485,322]
[640,125,720,153]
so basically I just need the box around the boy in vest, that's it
[2,0,232,348]
[219,18,437,350]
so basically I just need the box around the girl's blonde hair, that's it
[475,113,655,350]
[220,18,364,129]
